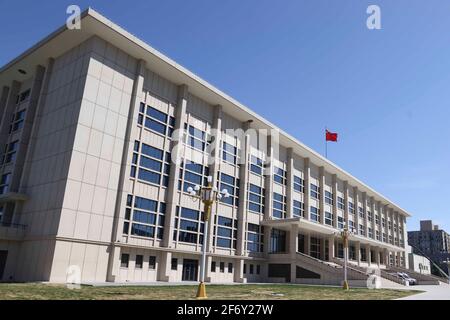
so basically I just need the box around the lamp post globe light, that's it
[186,175,230,299]
[335,227,354,290]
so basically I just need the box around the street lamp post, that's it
[337,227,352,290]
[187,175,230,299]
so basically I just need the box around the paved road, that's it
[397,283,450,300]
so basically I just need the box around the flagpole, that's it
[325,127,328,159]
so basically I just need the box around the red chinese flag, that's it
[326,130,338,142]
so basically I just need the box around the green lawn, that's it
[0,283,421,300]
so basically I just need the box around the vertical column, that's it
[0,81,20,157]
[343,181,349,229]
[328,236,335,260]
[263,135,274,220]
[0,86,10,121]
[383,205,389,243]
[355,242,361,266]
[366,244,372,266]
[395,212,401,247]
[377,201,383,240]
[354,187,359,234]
[107,59,146,282]
[289,224,299,257]
[332,174,338,228]
[286,148,294,218]
[362,192,368,237]
[305,233,311,255]
[264,226,273,257]
[319,166,325,224]
[162,84,189,248]
[236,120,251,257]
[376,248,381,267]
[205,105,223,282]
[303,158,310,220]
[320,237,326,260]
[370,197,376,239]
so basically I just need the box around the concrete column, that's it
[395,212,401,247]
[162,84,188,248]
[383,205,389,242]
[320,237,326,260]
[353,187,359,233]
[0,86,10,126]
[355,241,361,266]
[264,135,275,220]
[376,248,381,267]
[286,148,294,218]
[208,106,223,254]
[332,174,338,228]
[319,166,325,225]
[304,158,311,220]
[362,192,368,237]
[328,236,335,260]
[236,121,251,256]
[158,251,172,282]
[370,197,376,239]
[305,233,311,255]
[343,181,349,230]
[264,226,273,257]
[366,244,371,266]
[107,59,146,282]
[289,224,299,257]
[384,249,390,267]
[233,259,246,283]
[0,81,20,161]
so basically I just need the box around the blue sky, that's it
[1,0,449,232]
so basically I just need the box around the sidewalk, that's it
[397,283,450,300]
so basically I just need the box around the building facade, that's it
[408,220,450,276]
[0,9,410,284]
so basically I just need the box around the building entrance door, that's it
[182,259,198,281]
[0,250,8,280]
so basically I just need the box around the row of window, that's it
[120,253,156,269]
[131,141,171,187]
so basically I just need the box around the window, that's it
[310,237,321,259]
[359,224,365,236]
[211,261,216,272]
[185,124,209,152]
[310,206,319,222]
[248,183,265,214]
[179,159,209,193]
[123,194,166,240]
[337,197,345,210]
[382,218,386,228]
[367,211,373,222]
[270,229,286,253]
[272,192,286,219]
[0,173,11,195]
[325,211,333,226]
[349,245,356,260]
[375,215,380,225]
[246,223,264,252]
[368,228,373,238]
[293,175,304,193]
[1,140,19,164]
[218,172,239,207]
[376,230,380,241]
[149,256,156,270]
[349,220,355,232]
[138,103,175,137]
[0,206,3,222]
[338,216,345,229]
[121,253,129,268]
[243,264,247,274]
[293,200,304,217]
[348,202,355,214]
[310,184,320,199]
[222,141,238,165]
[358,207,365,219]
[249,264,254,274]
[273,166,286,185]
[16,89,30,104]
[256,265,261,275]
[228,263,233,273]
[250,155,263,175]
[131,141,170,187]
[325,191,333,205]
[220,262,225,273]
[171,258,178,270]
[360,248,367,261]
[135,255,143,269]
[382,233,387,242]
[214,216,237,249]
[9,109,26,133]
[174,207,204,244]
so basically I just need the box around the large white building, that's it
[0,8,413,285]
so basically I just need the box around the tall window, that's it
[270,229,286,253]
[325,211,333,226]
[123,194,166,240]
[0,173,11,195]
[293,175,304,193]
[1,140,19,164]
[325,191,333,205]
[222,141,238,165]
[358,207,365,219]
[348,202,355,214]
[246,223,264,252]
[179,160,209,192]
[120,253,129,268]
[293,200,304,217]
[185,123,209,152]
[214,216,237,249]
[310,206,319,222]
[138,103,175,137]
[273,166,286,185]
[174,207,204,244]
[310,184,320,199]
[9,109,26,133]
[217,172,239,207]
[310,237,321,259]
[337,197,345,210]
[131,141,170,187]
[272,192,286,219]
[248,183,265,214]
[338,216,344,229]
[250,155,263,175]
[16,89,30,104]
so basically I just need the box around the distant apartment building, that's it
[0,9,411,285]
[408,220,450,276]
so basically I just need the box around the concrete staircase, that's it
[387,266,445,285]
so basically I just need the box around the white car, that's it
[397,272,417,285]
